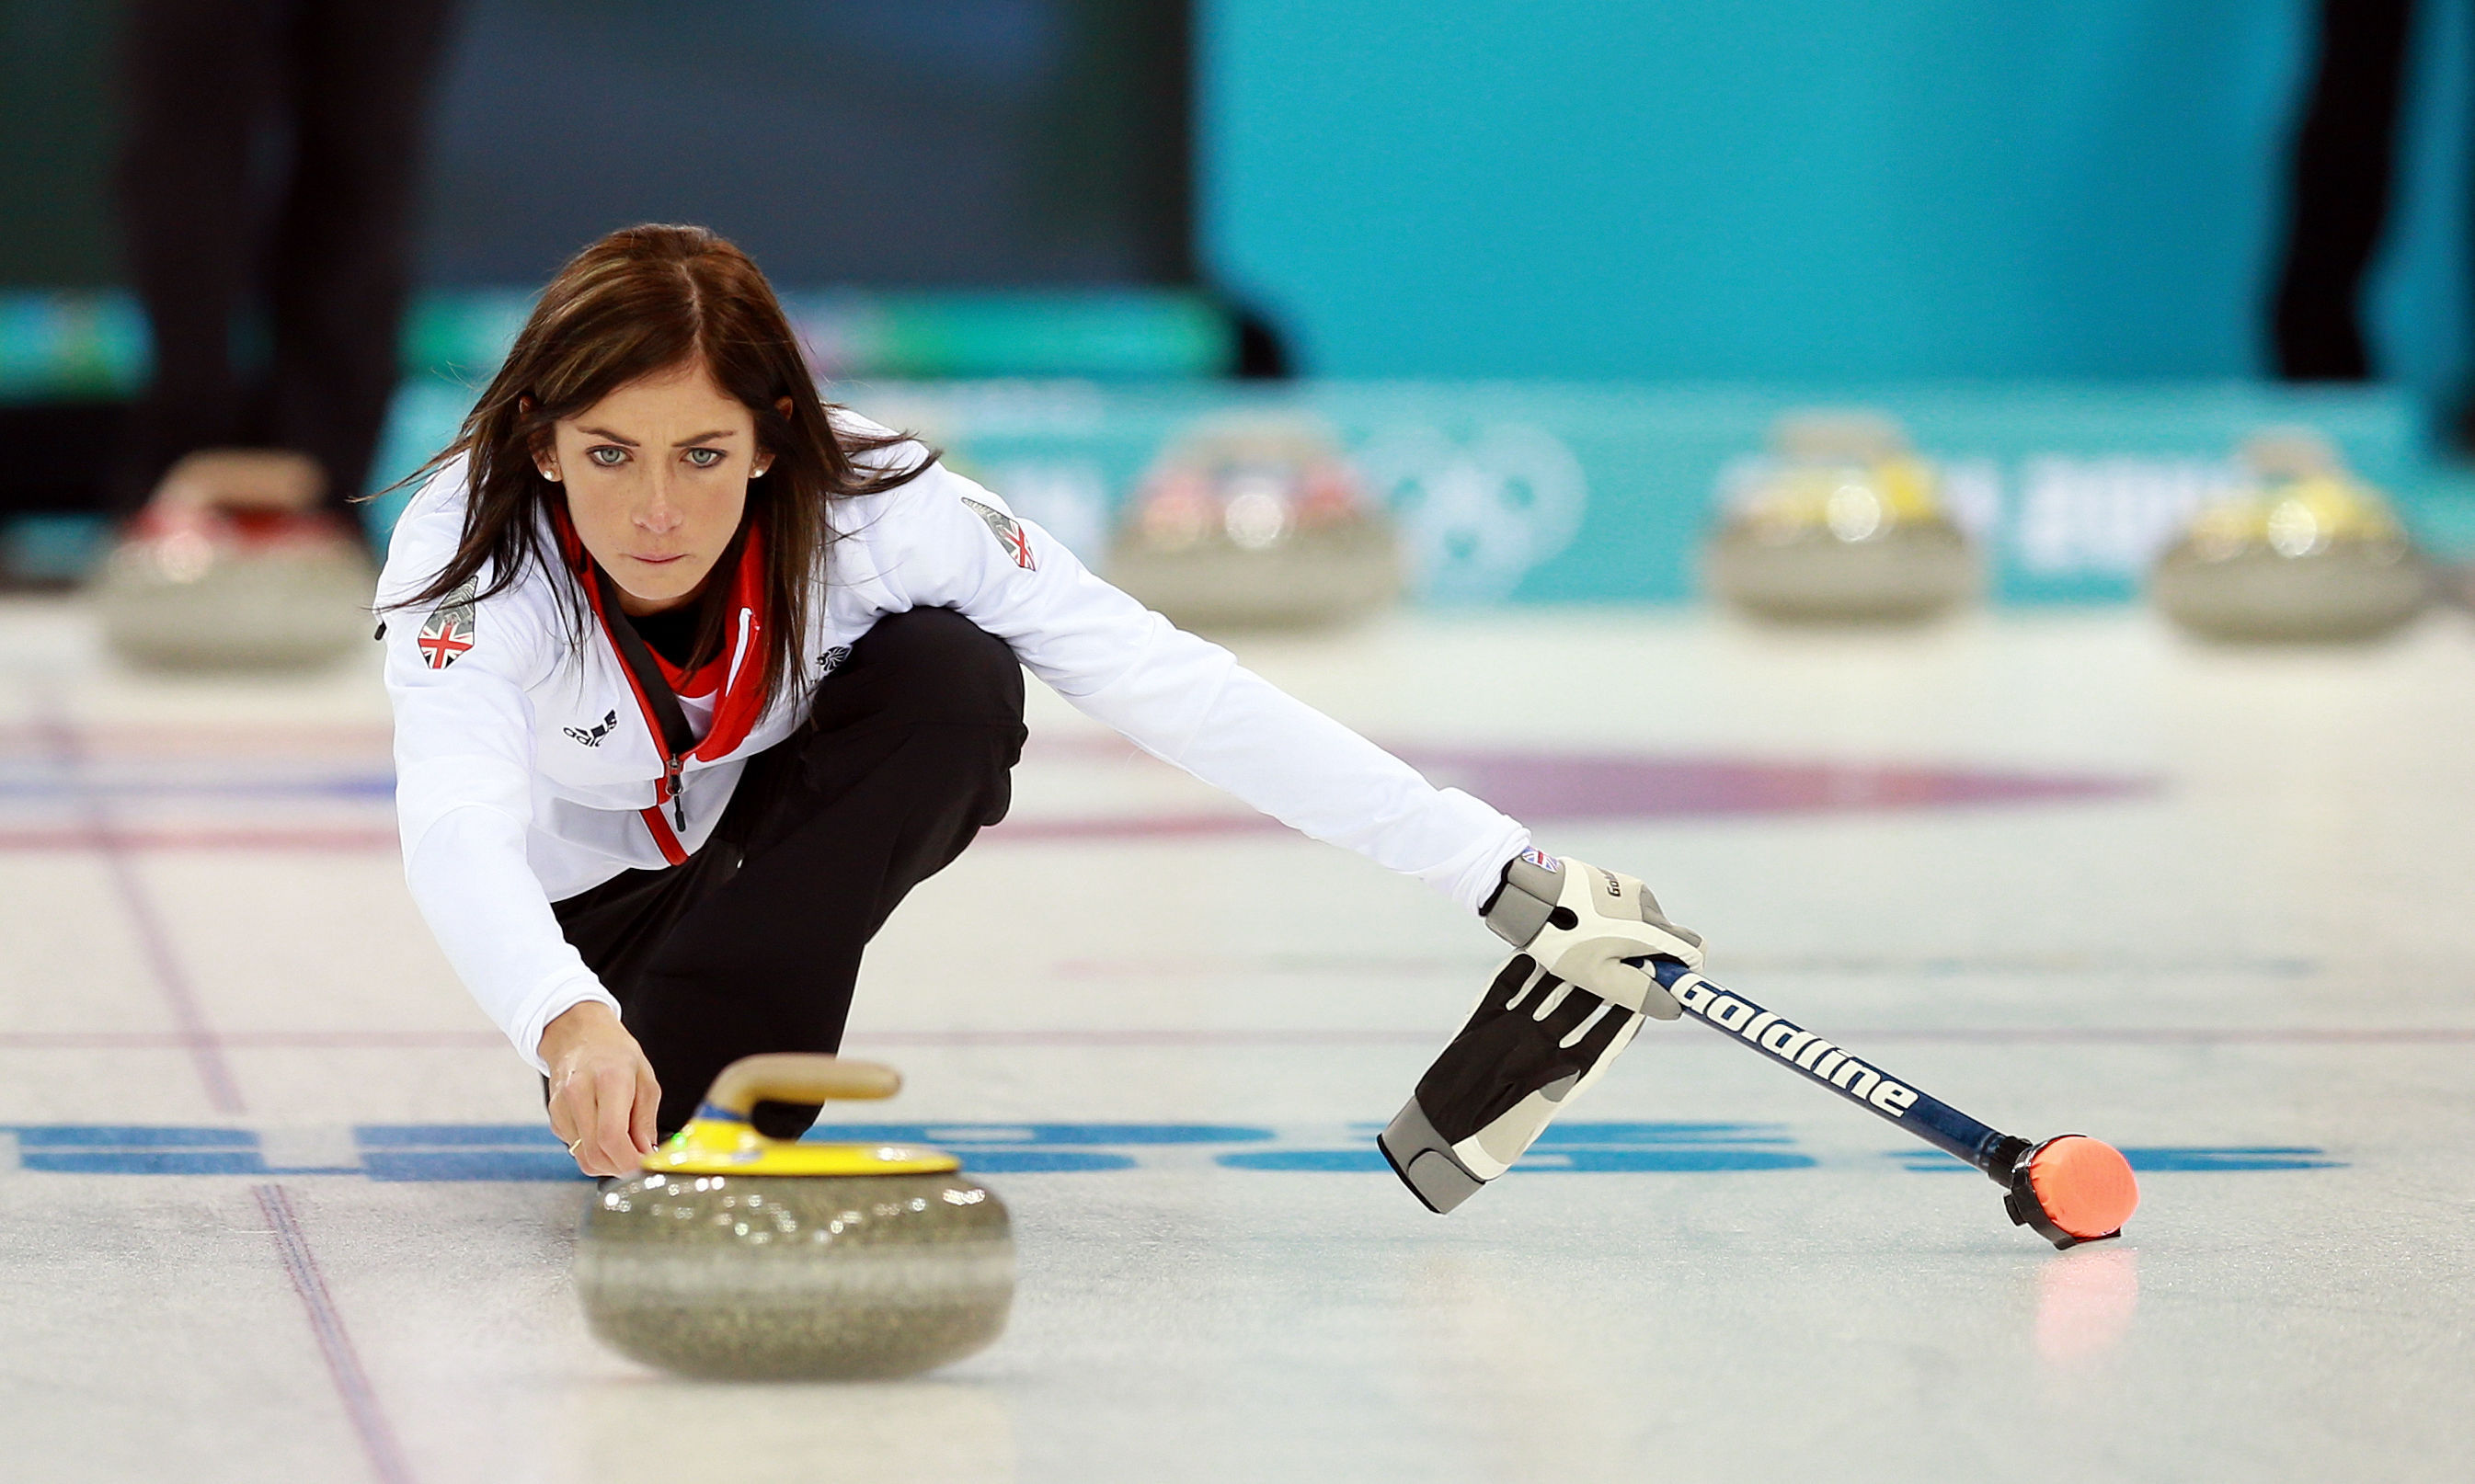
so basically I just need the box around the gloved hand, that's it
[1379,850,1703,1213]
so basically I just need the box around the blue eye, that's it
[684,448,724,469]
[588,446,627,467]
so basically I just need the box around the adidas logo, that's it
[563,710,619,748]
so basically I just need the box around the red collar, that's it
[554,506,771,762]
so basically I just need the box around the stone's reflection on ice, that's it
[562,1378,1015,1484]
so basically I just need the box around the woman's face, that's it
[539,360,772,615]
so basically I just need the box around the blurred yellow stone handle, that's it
[700,1053,902,1122]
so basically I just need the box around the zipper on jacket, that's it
[590,565,701,859]
[638,804,689,866]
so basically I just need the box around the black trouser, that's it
[115,0,459,508]
[552,609,1027,1139]
[2271,0,2415,381]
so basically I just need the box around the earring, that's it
[540,465,561,483]
[751,464,770,479]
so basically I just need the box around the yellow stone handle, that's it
[699,1053,901,1122]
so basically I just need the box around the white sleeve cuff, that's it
[1440,815,1533,916]
[510,977,624,1076]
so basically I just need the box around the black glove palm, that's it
[1413,954,1635,1148]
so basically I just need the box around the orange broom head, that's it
[2024,1136,2139,1241]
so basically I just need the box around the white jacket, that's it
[377,428,1530,1070]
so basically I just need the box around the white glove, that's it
[1481,848,1703,1010]
[1379,850,1703,1213]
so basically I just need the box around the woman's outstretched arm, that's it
[379,468,627,1072]
[860,458,1530,910]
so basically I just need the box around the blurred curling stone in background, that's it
[1703,410,1979,624]
[2151,431,2427,643]
[576,1054,1013,1381]
[1106,416,1401,630]
[88,451,374,670]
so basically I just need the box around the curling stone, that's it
[90,504,375,670]
[2151,433,2426,643]
[1106,417,1402,631]
[575,1054,1013,1381]
[1703,410,1979,624]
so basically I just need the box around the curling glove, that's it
[1380,850,1704,1213]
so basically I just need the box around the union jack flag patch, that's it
[960,497,1036,571]
[417,580,476,670]
[1519,848,1560,873]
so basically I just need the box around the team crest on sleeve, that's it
[959,497,1036,571]
[417,580,477,670]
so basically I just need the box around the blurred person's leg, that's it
[114,0,283,507]
[2271,0,2415,381]
[98,0,435,667]
[265,0,458,509]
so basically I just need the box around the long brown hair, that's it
[391,223,931,710]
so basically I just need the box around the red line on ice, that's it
[19,702,246,1111]
[255,1184,416,1484]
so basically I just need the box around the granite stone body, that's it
[95,526,374,669]
[1109,511,1402,631]
[2152,538,2428,643]
[1705,519,1978,623]
[577,1170,1014,1381]
[1106,418,1402,631]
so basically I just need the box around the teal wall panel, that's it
[1201,2,2469,392]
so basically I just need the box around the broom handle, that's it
[1650,960,2026,1183]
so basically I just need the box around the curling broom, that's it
[1649,960,2139,1248]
